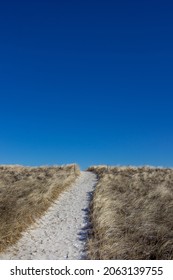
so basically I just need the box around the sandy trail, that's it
[0,171,97,260]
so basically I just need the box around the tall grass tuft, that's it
[87,166,173,259]
[0,164,80,253]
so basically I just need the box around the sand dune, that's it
[0,171,97,260]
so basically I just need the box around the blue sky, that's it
[0,0,173,169]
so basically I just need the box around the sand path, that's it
[0,171,97,260]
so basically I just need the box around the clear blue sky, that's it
[0,0,173,170]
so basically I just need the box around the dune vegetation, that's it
[86,165,173,259]
[0,164,80,253]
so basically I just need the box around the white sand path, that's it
[0,171,97,260]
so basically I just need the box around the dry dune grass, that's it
[87,165,173,259]
[0,164,80,253]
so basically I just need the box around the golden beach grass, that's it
[0,164,80,253]
[87,166,173,259]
